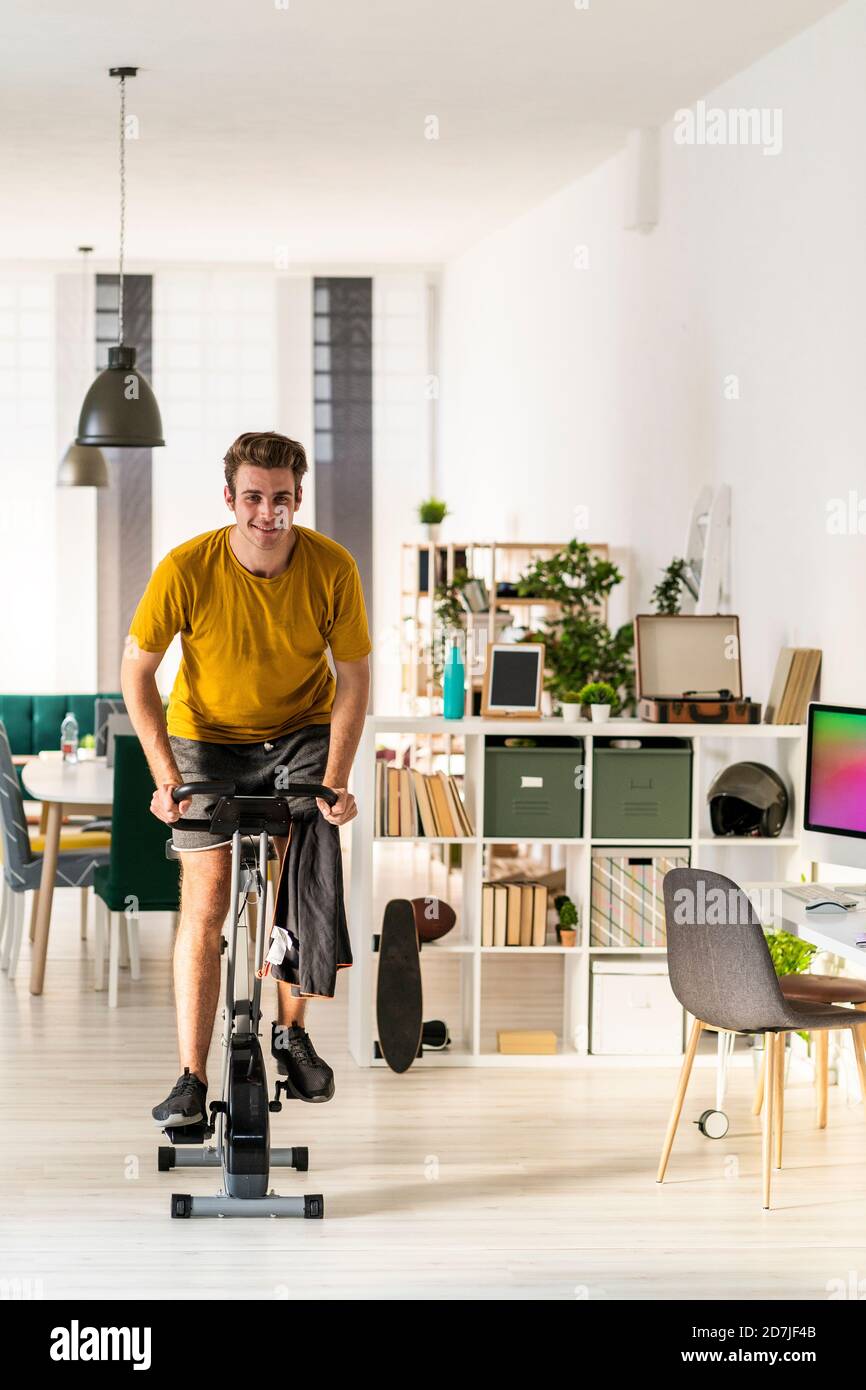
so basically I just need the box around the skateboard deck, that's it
[376,899,423,1073]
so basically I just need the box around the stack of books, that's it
[765,649,822,724]
[481,880,549,947]
[375,763,474,837]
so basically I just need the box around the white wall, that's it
[0,272,57,692]
[54,270,98,692]
[151,268,280,694]
[438,0,866,704]
[372,272,433,712]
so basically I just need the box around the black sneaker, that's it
[271,1022,335,1103]
[152,1067,208,1127]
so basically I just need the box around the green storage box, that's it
[484,738,583,838]
[592,741,692,839]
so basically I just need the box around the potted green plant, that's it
[559,690,584,724]
[577,680,618,723]
[418,497,449,544]
[554,894,578,947]
[514,541,635,712]
[651,557,691,615]
[432,566,468,685]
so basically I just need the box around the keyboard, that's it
[785,884,860,910]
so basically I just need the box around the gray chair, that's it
[0,720,110,981]
[657,867,866,1210]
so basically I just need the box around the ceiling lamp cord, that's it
[117,71,126,347]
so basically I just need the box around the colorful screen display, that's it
[806,707,866,837]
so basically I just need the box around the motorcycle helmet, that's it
[707,762,789,838]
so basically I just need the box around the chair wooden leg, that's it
[762,1032,775,1210]
[28,889,39,943]
[849,1016,866,1121]
[118,916,129,970]
[0,889,15,972]
[0,882,10,968]
[108,912,120,1008]
[753,1044,767,1115]
[657,1018,703,1183]
[126,914,141,980]
[816,1030,829,1129]
[774,1032,785,1170]
[94,897,107,990]
[7,893,26,981]
[80,888,88,941]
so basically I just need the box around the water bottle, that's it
[61,711,79,764]
[443,639,465,719]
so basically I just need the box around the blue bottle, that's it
[443,639,465,719]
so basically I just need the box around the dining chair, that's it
[657,867,866,1210]
[92,735,180,1007]
[0,720,110,980]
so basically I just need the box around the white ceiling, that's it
[0,0,843,265]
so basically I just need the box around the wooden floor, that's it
[4,886,866,1301]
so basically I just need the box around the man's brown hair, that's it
[223,431,308,499]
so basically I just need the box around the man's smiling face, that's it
[226,464,302,550]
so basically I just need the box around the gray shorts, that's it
[168,724,331,851]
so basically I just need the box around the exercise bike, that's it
[157,778,337,1220]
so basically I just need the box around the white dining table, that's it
[21,754,114,995]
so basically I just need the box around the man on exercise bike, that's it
[120,431,371,1129]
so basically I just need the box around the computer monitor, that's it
[802,702,866,872]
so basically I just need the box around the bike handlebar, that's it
[171,780,339,808]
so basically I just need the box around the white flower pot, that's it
[561,703,583,723]
[425,524,440,545]
[590,704,611,723]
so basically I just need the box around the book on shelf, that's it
[764,648,822,724]
[399,766,416,836]
[427,773,455,836]
[376,763,474,838]
[411,769,438,837]
[482,880,549,947]
[386,766,401,836]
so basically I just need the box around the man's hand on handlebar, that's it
[150,781,192,825]
[316,786,356,827]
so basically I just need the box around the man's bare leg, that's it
[174,845,233,1087]
[276,980,307,1028]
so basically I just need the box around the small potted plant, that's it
[554,894,578,947]
[418,497,449,544]
[559,690,584,724]
[577,680,619,723]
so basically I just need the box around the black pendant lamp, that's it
[76,67,164,449]
[57,247,109,487]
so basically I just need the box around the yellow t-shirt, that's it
[128,525,372,743]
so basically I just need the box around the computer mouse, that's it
[804,900,853,914]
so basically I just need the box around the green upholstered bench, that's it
[0,693,123,796]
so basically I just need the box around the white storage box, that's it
[590,959,684,1055]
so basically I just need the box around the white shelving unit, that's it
[399,540,609,712]
[348,716,807,1068]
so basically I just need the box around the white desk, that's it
[772,889,866,970]
[21,756,114,995]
